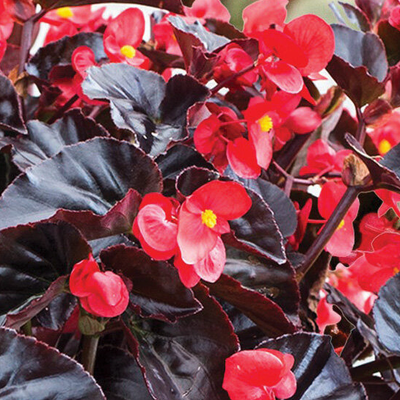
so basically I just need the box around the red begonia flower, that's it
[243,91,320,151]
[44,22,78,45]
[287,198,312,251]
[226,137,261,179]
[223,348,297,400]
[213,43,258,88]
[316,289,341,333]
[42,5,106,27]
[0,1,14,40]
[42,6,107,45]
[284,107,322,134]
[300,139,351,176]
[254,14,334,93]
[349,232,400,293]
[71,46,105,105]
[70,254,129,318]
[256,29,306,93]
[328,263,376,313]
[174,236,226,287]
[283,14,335,77]
[103,8,150,68]
[357,212,394,252]
[318,181,360,257]
[194,103,244,173]
[184,0,230,22]
[153,14,182,56]
[350,254,397,294]
[389,5,400,30]
[242,0,288,36]
[375,188,400,218]
[368,110,400,155]
[132,193,180,260]
[177,180,252,264]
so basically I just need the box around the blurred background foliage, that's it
[223,0,356,28]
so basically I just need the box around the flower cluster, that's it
[133,180,251,287]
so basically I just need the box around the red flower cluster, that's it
[70,254,129,318]
[223,348,297,400]
[194,93,321,179]
[133,181,252,287]
[45,6,150,106]
[300,139,351,176]
[41,5,108,45]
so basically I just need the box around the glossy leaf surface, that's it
[82,64,209,155]
[0,222,90,319]
[260,333,367,399]
[100,245,202,322]
[123,285,238,400]
[0,138,162,230]
[0,328,105,399]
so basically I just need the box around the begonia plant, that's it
[2,0,400,399]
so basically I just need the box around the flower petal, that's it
[69,254,100,297]
[243,0,288,35]
[248,124,273,170]
[174,254,201,288]
[284,14,335,76]
[177,202,219,264]
[227,137,261,179]
[262,61,304,94]
[185,180,252,221]
[257,29,308,68]
[193,236,226,282]
[136,204,178,253]
[224,349,285,389]
[284,107,321,134]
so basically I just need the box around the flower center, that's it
[56,7,74,19]
[394,267,399,275]
[337,219,345,230]
[201,209,217,228]
[258,114,273,132]
[120,45,136,58]
[378,139,392,155]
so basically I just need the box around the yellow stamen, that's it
[258,114,273,132]
[56,7,74,19]
[394,267,399,275]
[120,45,136,59]
[337,219,345,230]
[378,139,392,155]
[201,209,217,229]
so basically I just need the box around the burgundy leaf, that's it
[0,138,162,230]
[101,245,202,322]
[0,328,105,399]
[207,274,296,337]
[122,284,239,400]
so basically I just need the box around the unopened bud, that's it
[342,154,371,187]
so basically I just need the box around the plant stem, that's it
[295,185,361,282]
[350,356,400,381]
[18,10,47,76]
[356,107,366,146]
[22,320,32,336]
[81,334,100,375]
[211,62,257,95]
[270,133,312,183]
[48,94,79,124]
